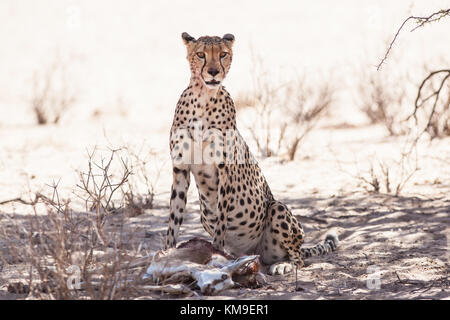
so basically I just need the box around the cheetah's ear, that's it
[182,32,196,45]
[222,34,235,47]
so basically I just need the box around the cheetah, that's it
[165,32,339,275]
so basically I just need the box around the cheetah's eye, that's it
[196,52,205,59]
[220,52,228,58]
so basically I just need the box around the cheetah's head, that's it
[182,32,235,89]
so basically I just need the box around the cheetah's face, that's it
[182,32,234,89]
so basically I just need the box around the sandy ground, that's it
[0,0,449,300]
[0,118,449,300]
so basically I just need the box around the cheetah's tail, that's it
[300,230,339,259]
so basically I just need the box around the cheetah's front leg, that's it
[164,165,190,249]
[212,164,231,251]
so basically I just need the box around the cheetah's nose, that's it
[207,68,220,77]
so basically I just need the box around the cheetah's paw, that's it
[269,262,293,275]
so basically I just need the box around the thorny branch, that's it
[377,9,450,70]
[0,192,54,207]
[409,69,450,137]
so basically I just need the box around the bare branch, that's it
[377,9,450,70]
[407,69,450,138]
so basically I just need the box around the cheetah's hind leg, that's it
[260,201,306,275]
[261,201,339,275]
[269,230,340,275]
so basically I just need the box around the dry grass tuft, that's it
[354,142,419,195]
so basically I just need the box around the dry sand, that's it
[0,118,448,300]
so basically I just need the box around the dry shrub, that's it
[75,146,157,218]
[30,56,77,125]
[279,78,334,161]
[0,147,161,299]
[75,148,131,221]
[0,185,146,299]
[244,54,284,158]
[355,65,411,136]
[242,54,334,160]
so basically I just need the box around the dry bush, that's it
[30,57,76,125]
[243,53,283,158]
[75,147,132,221]
[355,66,411,136]
[0,147,162,299]
[0,184,147,299]
[358,63,450,139]
[242,54,334,160]
[279,78,334,161]
[75,146,157,218]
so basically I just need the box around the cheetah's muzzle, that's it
[205,80,220,86]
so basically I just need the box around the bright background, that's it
[1,0,449,126]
